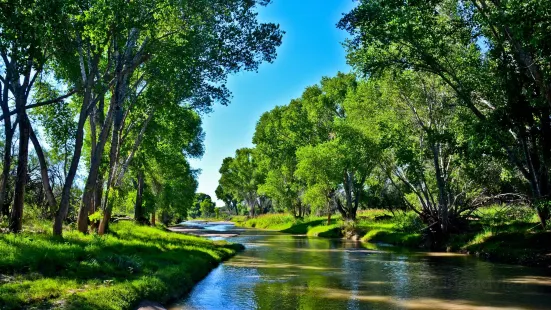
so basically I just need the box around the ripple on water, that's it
[171,223,551,310]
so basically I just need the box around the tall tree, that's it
[339,0,551,227]
[216,185,239,215]
[0,0,73,232]
[219,148,264,217]
[253,100,312,217]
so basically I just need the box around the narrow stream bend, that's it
[171,222,551,310]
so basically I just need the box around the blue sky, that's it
[189,0,355,204]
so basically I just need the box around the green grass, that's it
[235,214,345,237]
[234,206,551,267]
[461,230,551,266]
[361,229,422,247]
[306,224,341,237]
[444,205,550,266]
[356,211,423,246]
[0,221,243,310]
[236,213,298,230]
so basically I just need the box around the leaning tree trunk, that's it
[53,89,91,236]
[29,123,57,215]
[98,99,124,235]
[78,103,113,232]
[10,107,30,233]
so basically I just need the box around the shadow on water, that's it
[171,223,551,310]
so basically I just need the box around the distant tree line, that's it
[218,0,551,241]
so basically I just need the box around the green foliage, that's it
[0,221,241,309]
[339,0,551,226]
[218,148,265,216]
[306,224,342,238]
[239,213,297,230]
[199,198,216,218]
[88,210,103,225]
[391,212,425,234]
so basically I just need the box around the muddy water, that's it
[171,222,551,310]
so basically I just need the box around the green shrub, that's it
[392,211,424,233]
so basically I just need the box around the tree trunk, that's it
[97,207,111,235]
[134,170,144,223]
[78,105,113,231]
[88,105,97,216]
[53,89,91,236]
[344,172,353,215]
[431,143,449,233]
[78,96,112,231]
[335,195,348,220]
[29,123,57,215]
[161,210,170,226]
[232,202,238,215]
[0,126,13,217]
[94,174,104,214]
[10,110,30,233]
[0,81,13,217]
[151,210,156,226]
[98,104,124,235]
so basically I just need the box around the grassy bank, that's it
[234,207,551,268]
[0,221,243,310]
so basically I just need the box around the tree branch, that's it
[0,89,77,120]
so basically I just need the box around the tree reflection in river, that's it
[171,224,551,310]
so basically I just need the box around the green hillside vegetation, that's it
[0,221,242,310]
[234,206,550,267]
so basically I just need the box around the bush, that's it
[341,220,359,239]
[392,211,424,233]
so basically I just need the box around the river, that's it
[170,222,551,310]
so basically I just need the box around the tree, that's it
[293,73,379,221]
[253,100,312,217]
[374,73,477,238]
[218,148,264,217]
[216,185,239,215]
[339,0,551,227]
[0,0,74,232]
[200,197,216,218]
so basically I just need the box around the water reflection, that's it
[171,224,551,310]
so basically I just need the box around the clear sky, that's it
[189,0,355,204]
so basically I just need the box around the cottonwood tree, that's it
[253,100,313,217]
[294,73,379,221]
[0,0,74,232]
[216,185,239,215]
[384,73,474,236]
[20,0,284,235]
[339,0,551,227]
[218,148,264,217]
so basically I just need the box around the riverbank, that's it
[233,208,551,268]
[0,221,243,310]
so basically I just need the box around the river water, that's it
[171,222,551,310]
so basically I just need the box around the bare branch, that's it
[0,89,77,121]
